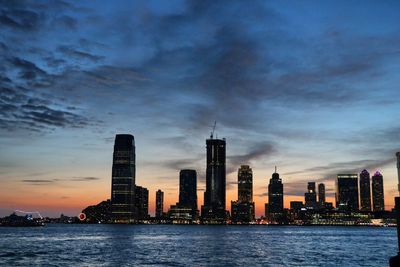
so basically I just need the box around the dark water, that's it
[0,225,397,266]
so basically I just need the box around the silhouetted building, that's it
[290,201,304,212]
[238,165,253,203]
[318,183,326,205]
[231,165,255,223]
[305,182,317,209]
[372,171,385,212]
[267,167,284,221]
[156,189,164,218]
[359,169,372,212]
[135,186,149,220]
[111,134,136,223]
[397,152,400,195]
[178,169,198,218]
[201,137,227,223]
[336,174,359,212]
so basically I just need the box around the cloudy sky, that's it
[1,0,400,217]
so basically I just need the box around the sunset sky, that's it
[1,0,400,217]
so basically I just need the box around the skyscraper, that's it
[304,182,317,209]
[231,165,255,223]
[397,152,400,195]
[179,170,198,213]
[268,167,284,221]
[336,174,359,212]
[359,169,372,212]
[238,165,253,203]
[318,183,326,204]
[111,134,136,223]
[135,186,149,220]
[201,137,227,222]
[372,171,385,212]
[156,189,164,218]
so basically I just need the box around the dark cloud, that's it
[71,177,102,181]
[283,158,396,180]
[21,179,55,184]
[0,8,40,31]
[228,142,275,172]
[57,46,104,62]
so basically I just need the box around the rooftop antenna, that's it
[275,166,277,173]
[210,120,217,139]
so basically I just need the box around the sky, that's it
[1,0,400,217]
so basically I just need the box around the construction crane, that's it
[210,121,217,139]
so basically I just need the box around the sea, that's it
[0,224,397,266]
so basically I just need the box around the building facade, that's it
[111,134,136,223]
[318,183,326,205]
[305,182,317,209]
[397,152,400,195]
[179,169,198,218]
[201,138,227,222]
[372,171,385,212]
[336,174,359,212]
[268,168,284,221]
[359,169,372,212]
[231,165,255,223]
[156,189,164,218]
[135,186,149,220]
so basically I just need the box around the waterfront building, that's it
[305,182,317,209]
[267,167,284,221]
[201,137,227,223]
[135,186,149,220]
[359,170,372,212]
[178,169,198,218]
[290,201,304,212]
[111,134,136,223]
[397,152,400,195]
[231,165,255,223]
[336,174,359,212]
[372,171,385,212]
[318,183,326,205]
[156,189,164,218]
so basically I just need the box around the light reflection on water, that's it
[0,225,397,266]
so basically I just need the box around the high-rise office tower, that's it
[359,169,372,212]
[318,183,326,204]
[231,165,255,223]
[397,152,400,195]
[372,171,385,212]
[268,167,284,220]
[178,169,198,219]
[304,182,317,209]
[336,174,359,212]
[238,165,253,203]
[156,189,164,218]
[135,186,149,220]
[111,134,136,223]
[201,137,226,222]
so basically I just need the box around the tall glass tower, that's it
[336,174,359,212]
[238,165,253,203]
[110,134,136,223]
[201,137,226,222]
[268,168,284,221]
[372,171,385,212]
[318,183,326,204]
[359,169,371,212]
[156,189,164,218]
[231,165,255,223]
[179,169,198,215]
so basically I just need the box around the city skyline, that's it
[1,0,400,217]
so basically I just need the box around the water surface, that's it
[0,225,396,266]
